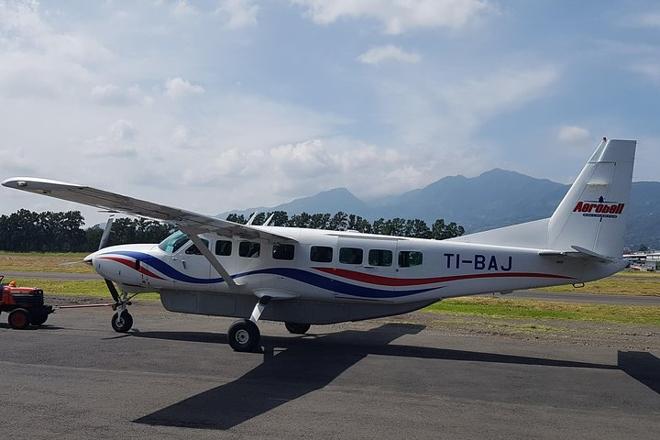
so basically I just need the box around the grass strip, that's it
[538,274,660,296]
[0,251,94,274]
[11,278,160,301]
[425,297,660,326]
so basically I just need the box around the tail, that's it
[547,138,636,258]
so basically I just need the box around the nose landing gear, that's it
[111,309,133,332]
[109,286,134,333]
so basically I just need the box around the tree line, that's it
[0,209,464,252]
[0,209,172,252]
[226,211,465,240]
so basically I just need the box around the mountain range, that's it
[219,169,660,249]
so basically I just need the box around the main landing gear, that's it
[285,322,311,334]
[227,296,271,352]
[226,297,314,352]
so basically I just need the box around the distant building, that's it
[623,252,660,270]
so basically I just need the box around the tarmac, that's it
[0,304,658,439]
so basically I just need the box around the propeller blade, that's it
[104,278,120,303]
[58,260,85,266]
[98,216,114,250]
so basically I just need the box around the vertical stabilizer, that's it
[547,138,636,258]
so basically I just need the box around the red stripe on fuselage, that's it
[98,256,165,280]
[313,267,573,286]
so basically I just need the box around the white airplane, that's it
[2,138,635,352]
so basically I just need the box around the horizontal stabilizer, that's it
[538,245,616,263]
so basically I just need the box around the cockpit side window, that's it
[158,231,189,253]
[185,239,210,255]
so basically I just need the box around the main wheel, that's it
[111,310,133,333]
[285,322,311,334]
[228,319,260,352]
[30,309,49,326]
[8,309,30,330]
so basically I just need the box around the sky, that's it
[1,0,660,226]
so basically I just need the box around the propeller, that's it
[95,217,123,305]
[59,216,116,266]
[98,217,114,251]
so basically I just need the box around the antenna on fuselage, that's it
[246,212,258,226]
[262,213,275,226]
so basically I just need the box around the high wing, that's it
[1,177,297,243]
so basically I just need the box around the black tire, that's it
[8,308,30,330]
[111,310,133,333]
[285,322,311,335]
[29,309,49,326]
[228,319,260,352]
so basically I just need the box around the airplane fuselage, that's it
[87,227,625,324]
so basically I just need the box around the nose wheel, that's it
[111,310,133,332]
[107,283,135,333]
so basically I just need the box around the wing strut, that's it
[179,226,238,290]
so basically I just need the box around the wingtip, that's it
[2,177,83,189]
[1,177,28,188]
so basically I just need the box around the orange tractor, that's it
[0,276,53,329]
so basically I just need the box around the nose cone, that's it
[83,251,97,266]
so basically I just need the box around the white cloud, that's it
[627,12,660,28]
[0,148,36,174]
[358,45,421,65]
[164,77,205,99]
[383,66,559,146]
[630,62,660,83]
[171,0,198,17]
[216,0,259,29]
[291,0,492,34]
[557,125,591,145]
[0,1,112,100]
[84,120,139,158]
[179,138,433,199]
[91,84,151,106]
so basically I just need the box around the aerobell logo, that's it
[573,199,624,219]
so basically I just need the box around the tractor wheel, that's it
[30,309,49,326]
[8,309,30,330]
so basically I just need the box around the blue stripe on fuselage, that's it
[102,251,436,298]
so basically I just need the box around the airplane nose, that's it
[83,252,96,266]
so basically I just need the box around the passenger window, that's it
[273,243,295,260]
[185,239,209,255]
[215,240,232,256]
[310,246,333,263]
[239,241,261,258]
[368,249,393,267]
[339,247,363,265]
[399,251,423,267]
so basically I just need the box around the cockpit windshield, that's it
[158,230,189,253]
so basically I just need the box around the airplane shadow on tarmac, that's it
[131,323,659,430]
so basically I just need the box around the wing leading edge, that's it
[1,177,297,243]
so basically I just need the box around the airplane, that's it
[2,138,636,352]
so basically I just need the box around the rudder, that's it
[547,138,636,258]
